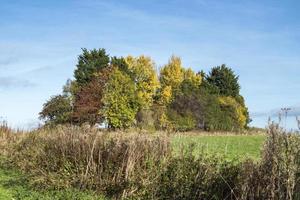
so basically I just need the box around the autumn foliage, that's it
[40,48,250,131]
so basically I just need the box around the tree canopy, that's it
[206,64,240,97]
[102,67,138,129]
[40,48,251,131]
[39,94,72,125]
[74,48,110,86]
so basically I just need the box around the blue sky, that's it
[1,0,300,129]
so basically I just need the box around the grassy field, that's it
[0,164,105,200]
[172,134,266,160]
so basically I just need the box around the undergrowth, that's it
[0,123,300,199]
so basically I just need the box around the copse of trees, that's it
[39,48,251,131]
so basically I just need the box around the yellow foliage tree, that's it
[183,68,202,86]
[160,85,172,104]
[160,56,184,89]
[159,56,185,104]
[218,96,247,128]
[125,55,160,109]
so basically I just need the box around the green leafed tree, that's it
[102,68,138,129]
[204,64,251,128]
[74,48,110,86]
[39,94,72,125]
[167,78,205,131]
[206,64,240,97]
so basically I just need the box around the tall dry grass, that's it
[239,123,300,200]
[0,121,24,157]
[1,123,300,199]
[7,126,170,199]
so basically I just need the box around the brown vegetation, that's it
[0,123,299,199]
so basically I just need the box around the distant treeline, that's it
[40,48,250,131]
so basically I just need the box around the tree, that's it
[102,68,138,129]
[157,58,203,130]
[72,68,111,125]
[72,49,112,124]
[74,48,110,86]
[204,65,250,128]
[167,79,205,131]
[235,95,252,127]
[168,94,199,131]
[62,79,78,106]
[39,95,72,125]
[206,64,240,97]
[183,68,202,87]
[136,109,155,131]
[159,56,185,104]
[218,96,247,129]
[40,50,251,131]
[125,55,160,109]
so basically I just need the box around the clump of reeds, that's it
[9,125,171,199]
[0,120,23,157]
[239,122,300,200]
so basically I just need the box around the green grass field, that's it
[172,134,266,160]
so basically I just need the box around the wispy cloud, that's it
[0,76,35,89]
[24,65,56,74]
[0,56,18,66]
[0,55,18,68]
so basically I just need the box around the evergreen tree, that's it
[204,64,251,128]
[206,64,240,97]
[74,48,110,86]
